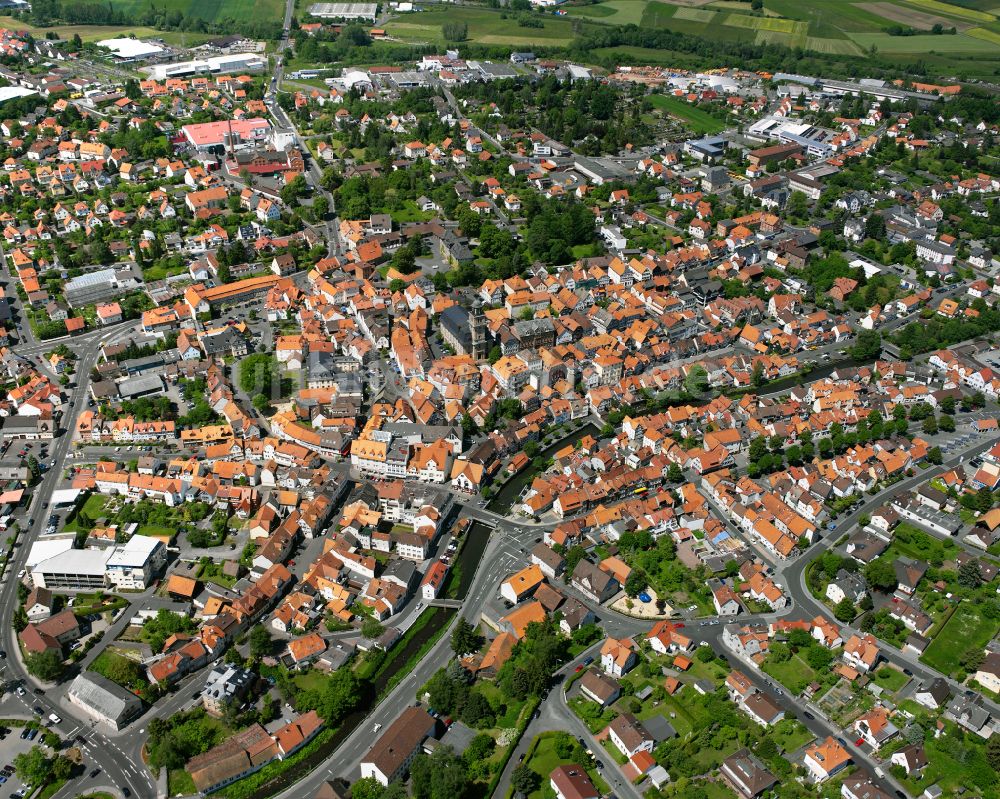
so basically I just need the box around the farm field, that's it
[0,17,214,45]
[648,93,727,134]
[921,603,999,676]
[559,0,1000,57]
[567,0,648,25]
[385,6,579,47]
[103,0,284,22]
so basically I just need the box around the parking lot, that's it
[0,721,47,799]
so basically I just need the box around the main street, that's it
[0,319,157,799]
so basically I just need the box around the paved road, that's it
[0,321,155,799]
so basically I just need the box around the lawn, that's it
[197,560,236,589]
[64,494,112,533]
[520,732,610,799]
[921,602,999,675]
[762,653,818,695]
[168,769,196,796]
[293,670,329,693]
[889,523,958,565]
[647,93,727,135]
[770,718,814,754]
[896,720,997,797]
[870,665,911,694]
[568,696,615,734]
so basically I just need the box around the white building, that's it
[31,548,110,590]
[105,535,167,590]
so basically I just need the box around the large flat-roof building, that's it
[67,672,143,731]
[64,269,127,308]
[307,2,377,20]
[97,38,167,63]
[181,118,272,153]
[105,535,167,590]
[146,53,267,80]
[31,548,109,590]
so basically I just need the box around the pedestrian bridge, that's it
[428,599,463,609]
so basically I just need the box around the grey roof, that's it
[68,672,143,723]
[117,373,165,399]
[642,714,677,742]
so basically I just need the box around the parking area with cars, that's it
[0,722,46,798]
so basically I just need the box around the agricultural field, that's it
[567,0,649,24]
[104,0,284,22]
[560,0,1000,58]
[385,6,579,47]
[0,16,214,45]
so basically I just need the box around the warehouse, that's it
[307,2,378,20]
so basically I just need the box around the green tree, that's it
[410,745,469,799]
[351,777,386,799]
[248,625,273,659]
[668,462,683,483]
[987,736,1000,771]
[25,649,64,682]
[362,618,386,639]
[442,21,468,42]
[13,747,55,787]
[865,558,898,591]
[296,669,362,724]
[849,329,882,361]
[624,569,647,598]
[451,618,484,657]
[834,597,856,622]
[959,559,984,589]
[239,354,279,397]
[511,764,539,795]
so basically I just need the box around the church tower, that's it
[470,300,487,362]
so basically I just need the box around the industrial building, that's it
[146,53,267,81]
[97,38,167,63]
[307,2,377,20]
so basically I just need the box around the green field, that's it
[921,603,999,675]
[723,12,807,33]
[568,0,648,25]
[853,29,997,49]
[0,16,214,44]
[648,93,727,134]
[386,7,579,46]
[901,0,996,20]
[102,0,284,22]
[520,732,610,799]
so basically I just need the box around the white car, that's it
[372,723,382,733]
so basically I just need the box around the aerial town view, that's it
[0,0,997,798]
